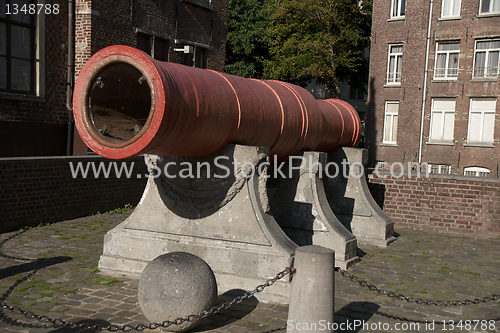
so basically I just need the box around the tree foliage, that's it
[225,0,270,78]
[263,0,372,96]
[225,0,372,95]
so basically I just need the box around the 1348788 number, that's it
[5,3,60,15]
[442,320,496,331]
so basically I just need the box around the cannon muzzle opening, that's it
[88,63,152,145]
[73,45,360,160]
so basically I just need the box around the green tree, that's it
[263,0,372,96]
[225,0,270,78]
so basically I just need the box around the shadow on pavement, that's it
[335,301,380,333]
[192,289,258,331]
[0,256,73,280]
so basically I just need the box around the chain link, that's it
[338,268,500,306]
[0,267,296,331]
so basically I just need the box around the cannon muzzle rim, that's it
[73,45,165,159]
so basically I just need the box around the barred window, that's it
[428,164,451,174]
[464,166,490,177]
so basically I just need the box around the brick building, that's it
[366,0,500,177]
[0,0,228,157]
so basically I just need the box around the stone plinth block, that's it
[138,252,217,332]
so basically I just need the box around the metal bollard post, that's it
[287,245,335,333]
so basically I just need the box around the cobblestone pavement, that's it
[0,209,498,332]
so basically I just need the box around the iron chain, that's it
[338,268,500,306]
[0,267,296,331]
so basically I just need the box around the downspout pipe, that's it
[418,0,434,164]
[66,0,75,155]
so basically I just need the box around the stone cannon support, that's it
[325,148,396,247]
[99,145,297,303]
[268,152,358,269]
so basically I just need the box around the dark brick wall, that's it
[366,0,500,176]
[0,156,148,232]
[75,0,228,76]
[368,172,500,236]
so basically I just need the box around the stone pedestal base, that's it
[99,145,296,303]
[99,145,394,302]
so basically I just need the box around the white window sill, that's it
[477,12,500,18]
[432,78,458,82]
[438,16,461,21]
[383,83,401,87]
[464,142,494,148]
[388,17,405,22]
[380,143,398,147]
[426,141,454,146]
[471,76,498,81]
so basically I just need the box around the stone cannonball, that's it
[138,252,218,332]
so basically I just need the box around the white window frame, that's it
[434,42,460,79]
[467,98,496,144]
[429,98,455,142]
[383,101,399,144]
[473,39,500,78]
[441,0,461,17]
[391,0,406,18]
[464,166,490,177]
[479,0,500,14]
[428,164,452,174]
[386,44,403,85]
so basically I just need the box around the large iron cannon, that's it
[73,45,360,160]
[79,47,394,296]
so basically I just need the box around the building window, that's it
[464,166,490,177]
[434,42,459,79]
[0,0,36,93]
[429,98,455,142]
[473,39,500,78]
[184,47,205,69]
[479,0,500,14]
[428,164,451,174]
[467,98,496,144]
[386,44,403,85]
[391,0,406,18]
[137,33,169,62]
[442,0,461,17]
[375,161,388,169]
[383,101,399,144]
[349,86,365,99]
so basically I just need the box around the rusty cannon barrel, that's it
[73,45,360,161]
